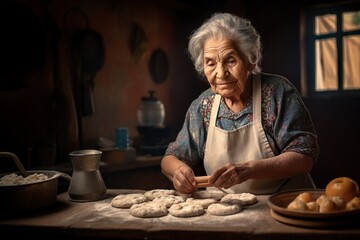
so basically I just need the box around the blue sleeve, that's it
[165,96,207,168]
[270,77,319,161]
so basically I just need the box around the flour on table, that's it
[191,190,226,200]
[221,193,258,206]
[168,202,205,217]
[129,201,168,218]
[111,193,147,208]
[144,189,177,200]
[207,203,242,216]
[186,198,217,209]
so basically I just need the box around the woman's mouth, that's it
[216,80,237,85]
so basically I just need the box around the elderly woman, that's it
[161,12,319,194]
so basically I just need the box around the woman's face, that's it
[203,37,253,99]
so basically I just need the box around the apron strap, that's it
[253,74,261,124]
[204,94,221,167]
[209,94,221,127]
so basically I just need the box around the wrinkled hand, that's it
[172,165,197,194]
[209,162,252,189]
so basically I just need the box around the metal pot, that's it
[0,152,71,215]
[0,170,71,215]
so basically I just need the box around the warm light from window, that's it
[315,14,336,35]
[343,11,360,31]
[343,35,360,90]
[314,11,360,92]
[315,38,338,91]
[343,11,360,90]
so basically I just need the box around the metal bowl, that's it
[0,170,70,215]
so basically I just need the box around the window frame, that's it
[301,1,360,98]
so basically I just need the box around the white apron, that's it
[204,74,315,194]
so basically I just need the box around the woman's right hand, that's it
[172,165,197,194]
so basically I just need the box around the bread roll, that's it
[331,196,346,211]
[306,201,319,212]
[325,177,359,203]
[319,196,337,213]
[346,197,360,210]
[316,194,327,205]
[296,192,312,203]
[287,199,308,211]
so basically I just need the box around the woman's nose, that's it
[215,64,228,78]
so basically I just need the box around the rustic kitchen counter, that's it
[0,189,359,240]
[53,155,173,192]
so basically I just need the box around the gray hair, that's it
[188,12,262,76]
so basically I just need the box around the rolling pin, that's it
[195,176,212,188]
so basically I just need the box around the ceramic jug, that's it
[68,149,107,202]
[137,90,165,127]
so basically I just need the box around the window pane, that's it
[315,14,336,35]
[343,11,360,31]
[343,35,360,89]
[315,38,338,91]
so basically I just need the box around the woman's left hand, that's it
[209,162,252,189]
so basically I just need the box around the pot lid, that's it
[141,90,160,102]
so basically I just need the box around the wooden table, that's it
[1,189,359,240]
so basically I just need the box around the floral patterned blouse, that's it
[165,73,319,168]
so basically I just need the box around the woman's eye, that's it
[226,58,236,66]
[206,61,216,67]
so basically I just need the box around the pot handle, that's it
[57,172,72,182]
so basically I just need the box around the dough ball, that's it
[111,193,147,208]
[168,202,205,217]
[186,198,217,209]
[191,190,226,200]
[220,193,258,206]
[152,195,185,208]
[144,189,177,201]
[207,203,242,216]
[130,201,168,218]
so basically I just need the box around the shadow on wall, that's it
[305,97,360,189]
[0,1,46,89]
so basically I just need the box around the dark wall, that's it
[0,0,359,188]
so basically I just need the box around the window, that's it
[301,2,360,97]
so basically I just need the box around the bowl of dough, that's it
[0,152,71,215]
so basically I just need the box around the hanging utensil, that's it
[0,152,29,177]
